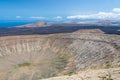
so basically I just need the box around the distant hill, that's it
[73,29,104,34]
[16,22,49,28]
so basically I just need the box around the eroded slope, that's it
[0,33,120,80]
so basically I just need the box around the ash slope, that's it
[0,33,120,80]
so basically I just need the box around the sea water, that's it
[0,20,35,28]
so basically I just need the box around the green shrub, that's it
[17,62,31,67]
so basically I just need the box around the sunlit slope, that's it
[0,33,119,80]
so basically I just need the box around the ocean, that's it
[0,20,37,28]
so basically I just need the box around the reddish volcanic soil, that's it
[16,22,49,28]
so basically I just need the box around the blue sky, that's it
[0,0,120,20]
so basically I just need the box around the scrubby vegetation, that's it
[17,62,31,67]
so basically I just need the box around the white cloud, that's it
[96,12,116,19]
[67,15,94,19]
[29,16,45,19]
[113,8,120,13]
[16,16,21,18]
[67,8,120,19]
[54,16,62,19]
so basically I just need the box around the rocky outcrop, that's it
[42,67,120,80]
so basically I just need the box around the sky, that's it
[0,0,120,20]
